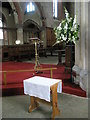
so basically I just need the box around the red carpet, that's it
[0,62,86,97]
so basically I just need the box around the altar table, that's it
[24,76,62,119]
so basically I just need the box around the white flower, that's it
[62,34,65,40]
[54,8,79,44]
[57,26,62,30]
[70,17,72,20]
[56,41,60,44]
[69,33,71,37]
[71,27,74,31]
[73,15,76,25]
[72,36,75,41]
[61,34,63,37]
[64,23,68,30]
[68,38,71,41]
[67,18,71,23]
[59,37,61,39]
[59,23,61,27]
[63,37,67,41]
[74,24,77,29]
[66,12,69,18]
[55,32,57,36]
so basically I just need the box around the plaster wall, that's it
[40,2,61,28]
[40,2,54,27]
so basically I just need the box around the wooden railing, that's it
[1,67,57,85]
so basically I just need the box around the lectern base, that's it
[35,71,43,74]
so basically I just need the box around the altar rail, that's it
[1,67,57,85]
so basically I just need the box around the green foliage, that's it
[54,7,80,45]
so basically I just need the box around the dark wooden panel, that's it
[2,44,34,61]
[2,44,46,61]
[46,27,56,47]
[65,45,75,72]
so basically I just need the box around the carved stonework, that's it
[73,65,88,95]
[72,65,81,85]
[80,69,88,92]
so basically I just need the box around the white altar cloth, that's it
[23,76,62,102]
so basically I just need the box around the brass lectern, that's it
[29,37,41,70]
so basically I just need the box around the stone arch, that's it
[14,1,46,27]
[3,1,46,27]
[23,19,41,30]
[23,19,41,44]
[5,0,20,25]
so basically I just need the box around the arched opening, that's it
[2,2,17,45]
[23,19,41,44]
[0,13,9,45]
[26,2,35,13]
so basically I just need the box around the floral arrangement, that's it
[54,7,80,45]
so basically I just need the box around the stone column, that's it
[73,2,88,96]
[17,27,23,44]
[75,2,81,67]
[40,28,47,48]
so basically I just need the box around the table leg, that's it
[51,84,60,119]
[29,96,39,113]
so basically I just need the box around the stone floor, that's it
[2,93,88,119]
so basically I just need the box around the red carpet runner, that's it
[1,62,86,97]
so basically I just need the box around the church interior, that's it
[0,0,89,119]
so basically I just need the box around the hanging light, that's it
[15,40,21,45]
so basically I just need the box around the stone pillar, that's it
[75,2,81,67]
[17,27,23,44]
[73,2,88,96]
[40,28,47,48]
